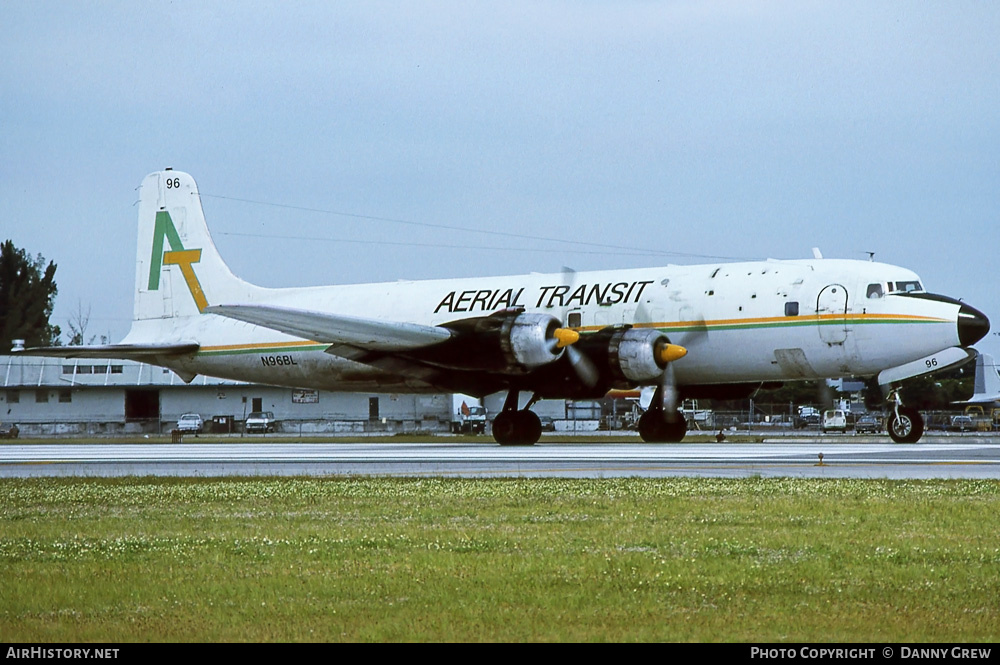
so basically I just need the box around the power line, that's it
[217,231,667,257]
[201,192,748,261]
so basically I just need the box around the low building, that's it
[1,355,451,436]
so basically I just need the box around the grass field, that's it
[1,476,998,642]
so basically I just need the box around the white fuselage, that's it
[136,258,963,394]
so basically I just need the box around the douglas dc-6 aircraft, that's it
[19,169,991,444]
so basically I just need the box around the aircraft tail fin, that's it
[133,169,260,322]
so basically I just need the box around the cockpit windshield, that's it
[867,280,924,299]
[889,281,923,294]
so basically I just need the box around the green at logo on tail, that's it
[147,211,208,312]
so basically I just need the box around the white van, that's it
[821,409,849,433]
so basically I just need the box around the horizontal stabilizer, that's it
[954,353,1000,404]
[205,304,453,351]
[14,342,199,359]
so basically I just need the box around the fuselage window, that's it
[867,283,884,299]
[567,312,581,328]
[785,301,799,316]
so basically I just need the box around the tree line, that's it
[0,239,60,353]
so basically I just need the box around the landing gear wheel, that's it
[492,411,517,444]
[887,407,924,443]
[638,410,687,443]
[493,410,541,446]
[515,410,542,445]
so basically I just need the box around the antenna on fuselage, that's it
[811,247,823,259]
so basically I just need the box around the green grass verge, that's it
[1,477,998,642]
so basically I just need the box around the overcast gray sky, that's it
[3,1,998,358]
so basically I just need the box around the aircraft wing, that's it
[14,342,200,359]
[205,304,453,351]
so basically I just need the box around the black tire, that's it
[492,412,518,445]
[638,411,687,443]
[516,410,542,445]
[493,410,541,445]
[888,407,924,443]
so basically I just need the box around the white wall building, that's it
[1,355,451,436]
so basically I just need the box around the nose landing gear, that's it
[886,389,924,443]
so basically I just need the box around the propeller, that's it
[566,344,601,388]
[555,265,601,388]
[552,328,579,348]
[541,322,601,388]
[657,342,686,422]
[660,306,705,422]
[630,297,698,422]
[675,306,709,348]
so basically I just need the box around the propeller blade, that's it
[661,362,681,422]
[567,345,600,388]
[675,309,709,347]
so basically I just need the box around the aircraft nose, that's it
[958,303,990,347]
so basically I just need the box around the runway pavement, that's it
[2,436,999,479]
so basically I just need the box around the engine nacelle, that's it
[420,310,566,374]
[607,328,670,383]
[500,312,566,369]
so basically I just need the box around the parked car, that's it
[795,406,821,428]
[176,413,204,434]
[245,411,276,433]
[821,409,849,434]
[0,423,19,439]
[950,415,975,432]
[854,414,882,434]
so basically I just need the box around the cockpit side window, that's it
[867,283,884,299]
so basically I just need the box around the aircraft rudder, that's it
[134,169,252,321]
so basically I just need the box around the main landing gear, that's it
[886,389,924,443]
[492,390,543,445]
[637,385,688,443]
[637,410,687,442]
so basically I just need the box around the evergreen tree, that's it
[0,240,61,352]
